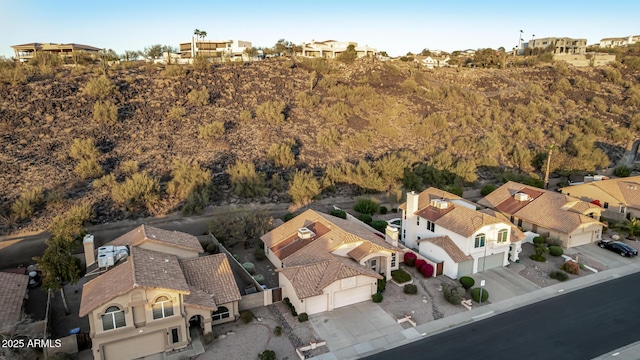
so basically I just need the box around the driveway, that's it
[568,241,638,269]
[479,266,541,302]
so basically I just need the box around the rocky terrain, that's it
[0,56,638,234]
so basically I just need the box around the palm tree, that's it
[621,217,640,240]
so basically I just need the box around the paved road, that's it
[365,271,640,360]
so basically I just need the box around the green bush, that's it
[549,270,569,281]
[83,75,116,98]
[354,197,380,215]
[561,261,580,275]
[530,254,547,262]
[254,247,266,261]
[198,122,225,141]
[481,184,497,196]
[227,160,268,198]
[181,187,210,215]
[358,214,372,224]
[258,350,276,360]
[298,312,309,322]
[379,206,388,214]
[93,101,118,124]
[120,160,139,175]
[206,243,219,254]
[242,262,255,274]
[370,220,388,233]
[253,274,265,285]
[391,269,411,283]
[70,138,101,161]
[404,284,418,295]
[274,326,282,336]
[330,209,347,219]
[372,293,383,303]
[470,287,489,303]
[267,141,296,168]
[548,245,564,257]
[256,100,286,124]
[168,105,187,119]
[75,158,105,179]
[110,172,160,211]
[240,310,254,324]
[283,213,295,222]
[443,283,465,305]
[459,276,475,290]
[533,236,545,245]
[288,170,321,206]
[377,277,386,293]
[614,166,632,178]
[188,87,210,106]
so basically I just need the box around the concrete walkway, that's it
[310,261,640,360]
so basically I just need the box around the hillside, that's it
[1,57,639,234]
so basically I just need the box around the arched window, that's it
[498,229,508,243]
[102,306,125,331]
[212,306,230,321]
[474,234,486,248]
[152,296,174,319]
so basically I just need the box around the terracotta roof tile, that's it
[417,236,473,263]
[0,272,29,330]
[183,285,217,311]
[347,242,391,262]
[479,209,526,242]
[180,254,241,305]
[107,225,203,253]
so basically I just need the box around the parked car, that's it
[598,240,638,257]
[386,218,402,229]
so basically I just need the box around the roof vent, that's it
[430,199,449,209]
[514,192,530,202]
[297,227,315,239]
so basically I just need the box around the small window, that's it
[474,234,486,248]
[604,202,609,209]
[427,221,435,232]
[152,296,174,320]
[391,253,397,268]
[171,328,179,344]
[102,306,126,331]
[212,306,230,321]
[517,219,523,227]
[620,206,627,214]
[498,229,508,243]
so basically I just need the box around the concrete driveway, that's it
[309,302,414,359]
[477,266,541,303]
[567,241,639,269]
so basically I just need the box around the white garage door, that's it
[334,285,372,309]
[305,294,328,315]
[103,331,165,360]
[569,232,593,248]
[477,253,504,272]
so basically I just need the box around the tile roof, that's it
[107,225,204,254]
[479,209,526,242]
[566,176,640,209]
[479,181,602,234]
[417,236,473,263]
[399,188,464,211]
[79,247,190,317]
[0,272,29,329]
[180,254,242,306]
[347,242,389,262]
[183,285,217,311]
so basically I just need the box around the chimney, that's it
[83,234,96,267]
[385,226,398,247]
[406,191,419,215]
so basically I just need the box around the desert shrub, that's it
[120,160,139,175]
[188,87,210,106]
[70,138,100,161]
[415,259,426,272]
[288,170,321,206]
[242,262,255,274]
[530,254,547,262]
[269,174,286,191]
[404,284,418,295]
[267,141,296,168]
[258,350,276,360]
[370,220,387,233]
[193,55,210,71]
[377,277,387,293]
[298,313,309,322]
[354,197,380,215]
[322,102,352,125]
[330,209,347,219]
[561,260,580,275]
[443,283,465,305]
[254,247,266,261]
[11,187,44,221]
[168,105,187,119]
[591,97,608,112]
[181,187,210,215]
[253,274,265,284]
[548,245,564,257]
[471,288,489,303]
[239,109,252,122]
[203,332,215,344]
[481,184,497,196]
[296,91,320,109]
[614,166,632,178]
[603,67,622,84]
[83,75,116,98]
[317,128,341,149]
[392,269,412,283]
[273,326,282,336]
[256,100,286,124]
[533,236,545,245]
[379,206,388,214]
[227,160,268,198]
[164,64,186,77]
[45,188,67,207]
[93,101,118,124]
[75,158,105,179]
[372,293,383,303]
[549,270,569,281]
[111,172,160,211]
[358,213,372,224]
[167,159,211,200]
[404,252,417,267]
[206,243,219,254]
[198,122,225,141]
[459,276,475,289]
[551,78,572,92]
[240,310,254,324]
[420,263,434,277]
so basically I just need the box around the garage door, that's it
[477,253,504,272]
[305,294,328,315]
[457,260,474,278]
[103,331,165,360]
[568,232,593,248]
[334,285,373,309]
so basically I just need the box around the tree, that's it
[274,39,291,56]
[337,44,357,63]
[162,45,177,64]
[243,46,258,61]
[621,218,640,240]
[123,50,140,62]
[144,44,163,61]
[35,236,82,315]
[379,51,389,57]
[420,48,431,56]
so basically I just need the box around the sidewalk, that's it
[310,261,640,360]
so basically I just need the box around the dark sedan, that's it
[598,240,638,257]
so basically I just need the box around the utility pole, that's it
[544,145,554,189]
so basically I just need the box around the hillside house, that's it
[179,38,252,61]
[600,35,640,48]
[298,39,377,59]
[560,176,640,221]
[11,42,101,62]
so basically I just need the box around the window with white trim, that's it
[152,296,174,319]
[102,306,126,331]
[391,253,397,268]
[474,233,486,248]
[427,220,435,232]
[620,206,627,214]
[498,229,508,243]
[212,306,230,321]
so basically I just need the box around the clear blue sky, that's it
[1,0,639,58]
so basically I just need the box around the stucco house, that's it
[399,188,522,279]
[421,56,450,69]
[478,182,604,249]
[179,38,252,61]
[11,42,102,62]
[559,176,640,221]
[260,209,400,315]
[600,35,640,48]
[298,39,377,59]
[79,225,241,360]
